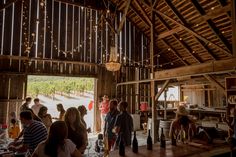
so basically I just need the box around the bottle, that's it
[147,129,153,150]
[171,131,177,146]
[132,131,138,153]
[160,128,166,148]
[180,125,186,144]
[188,124,192,142]
[119,133,125,156]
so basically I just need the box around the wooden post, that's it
[232,0,236,56]
[150,0,157,143]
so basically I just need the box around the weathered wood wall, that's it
[0,74,26,125]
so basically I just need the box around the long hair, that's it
[64,107,85,131]
[38,106,48,119]
[44,121,68,157]
[57,103,65,113]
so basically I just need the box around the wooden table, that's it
[109,142,233,157]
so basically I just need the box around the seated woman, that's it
[38,106,52,130]
[32,121,81,157]
[64,107,87,154]
[169,105,196,142]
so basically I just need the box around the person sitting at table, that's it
[8,119,20,139]
[32,121,81,157]
[8,111,48,155]
[169,105,196,141]
[64,107,87,154]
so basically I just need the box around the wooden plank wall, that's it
[0,74,26,125]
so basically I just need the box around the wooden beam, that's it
[157,13,202,63]
[155,9,232,57]
[204,75,226,95]
[191,0,232,52]
[232,0,236,57]
[117,0,131,33]
[0,55,97,66]
[0,0,18,11]
[164,0,217,60]
[130,4,150,27]
[157,27,184,39]
[155,79,170,100]
[190,4,231,24]
[54,0,104,10]
[161,39,189,66]
[154,58,236,80]
[133,0,152,26]
[104,17,117,34]
[150,0,156,143]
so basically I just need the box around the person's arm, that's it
[112,115,120,134]
[71,148,82,157]
[8,143,28,153]
[169,121,175,138]
[103,115,107,136]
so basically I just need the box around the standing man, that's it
[99,95,109,131]
[104,99,120,150]
[31,98,43,115]
[113,101,133,146]
[20,97,32,112]
[8,111,48,155]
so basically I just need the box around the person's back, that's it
[116,111,133,145]
[24,120,48,153]
[32,121,81,157]
[169,106,196,140]
[114,101,133,146]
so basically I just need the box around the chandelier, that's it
[105,46,121,72]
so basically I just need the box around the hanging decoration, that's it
[105,46,121,71]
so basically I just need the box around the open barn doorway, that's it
[26,75,95,133]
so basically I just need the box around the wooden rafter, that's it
[161,39,189,66]
[139,0,232,57]
[204,74,226,95]
[157,26,184,39]
[216,0,231,17]
[154,9,232,57]
[157,13,202,64]
[191,0,232,53]
[133,0,152,25]
[232,0,236,57]
[155,79,170,101]
[0,0,18,11]
[164,0,217,61]
[130,3,151,27]
[190,4,231,24]
[117,0,131,32]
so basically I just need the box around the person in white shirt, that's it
[32,121,81,157]
[31,98,43,115]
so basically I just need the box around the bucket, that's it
[140,102,148,111]
[159,120,172,139]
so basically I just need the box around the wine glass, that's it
[86,140,92,156]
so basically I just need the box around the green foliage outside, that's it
[27,76,94,98]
